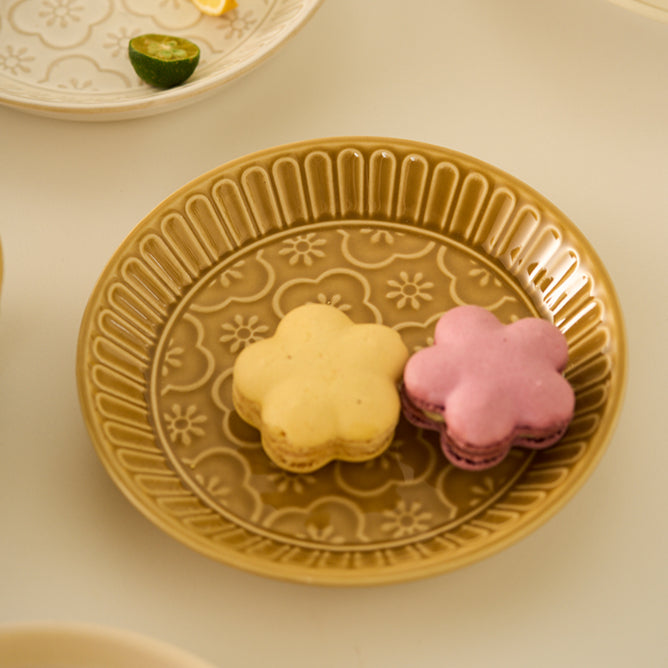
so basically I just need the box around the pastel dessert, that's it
[233,304,409,473]
[401,305,575,470]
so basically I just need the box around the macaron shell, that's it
[232,303,409,472]
[401,305,575,470]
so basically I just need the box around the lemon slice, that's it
[128,34,200,89]
[191,0,238,16]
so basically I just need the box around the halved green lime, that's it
[128,34,200,89]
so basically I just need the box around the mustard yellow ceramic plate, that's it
[77,137,626,585]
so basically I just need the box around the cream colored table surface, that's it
[1,0,666,666]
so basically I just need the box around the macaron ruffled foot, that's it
[401,305,575,470]
[232,304,409,473]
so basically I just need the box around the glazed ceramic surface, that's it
[77,137,626,585]
[0,622,214,667]
[0,0,323,120]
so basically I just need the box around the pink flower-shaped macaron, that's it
[402,305,575,470]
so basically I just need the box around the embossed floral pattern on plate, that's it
[0,0,323,119]
[77,137,626,585]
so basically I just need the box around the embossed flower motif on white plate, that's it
[220,314,269,353]
[360,227,394,245]
[278,232,326,266]
[314,292,351,312]
[11,0,111,49]
[59,77,93,90]
[381,500,432,538]
[124,0,199,28]
[63,76,98,90]
[0,46,34,76]
[41,55,129,90]
[39,0,85,28]
[218,9,257,39]
[164,403,207,446]
[386,271,434,310]
[104,27,134,58]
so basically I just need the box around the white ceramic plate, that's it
[0,622,214,668]
[0,0,323,121]
[607,0,668,22]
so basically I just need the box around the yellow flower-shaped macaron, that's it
[232,304,409,472]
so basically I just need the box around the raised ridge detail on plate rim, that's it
[76,136,627,585]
